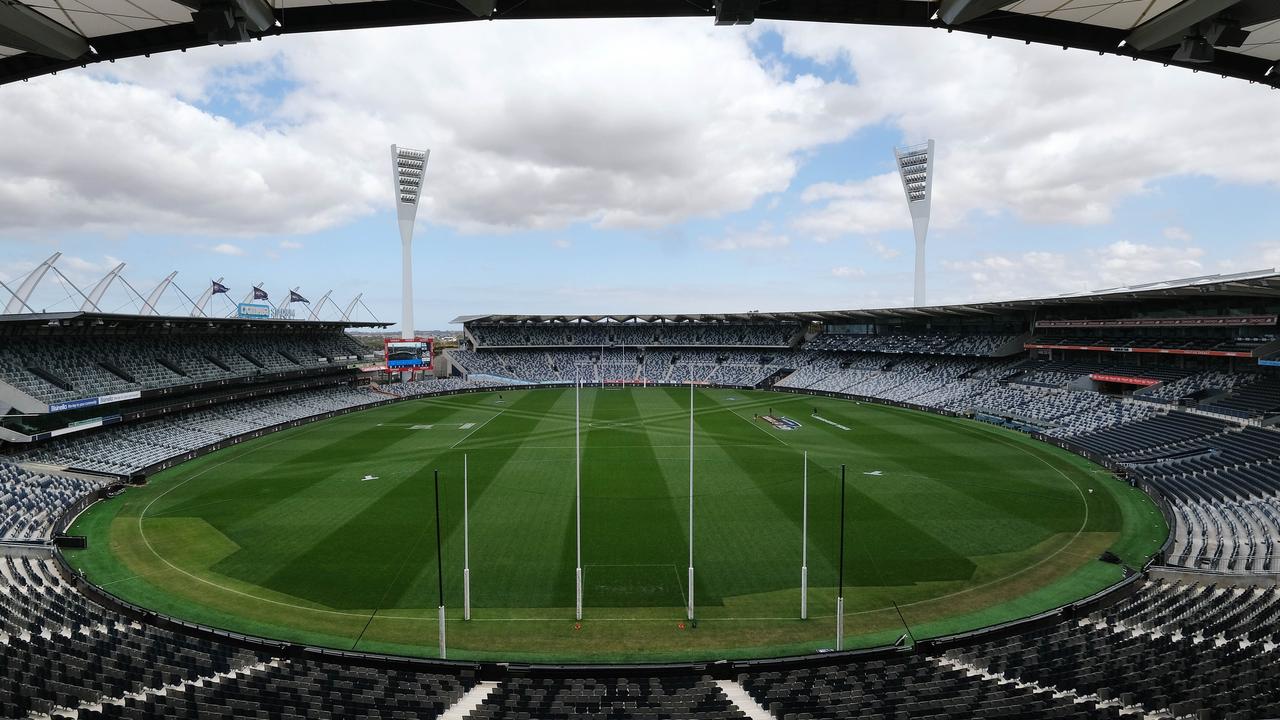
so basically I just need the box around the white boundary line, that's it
[120,394,1097,628]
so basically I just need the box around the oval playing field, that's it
[65,387,1167,662]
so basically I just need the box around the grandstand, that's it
[2,270,1280,717]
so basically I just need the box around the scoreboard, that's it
[384,337,434,370]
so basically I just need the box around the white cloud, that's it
[210,243,245,256]
[831,265,865,278]
[552,238,573,250]
[795,174,908,239]
[1162,226,1192,242]
[280,240,304,250]
[777,24,1280,239]
[1,21,869,237]
[941,240,1206,301]
[866,238,902,260]
[707,228,790,251]
[1262,243,1280,269]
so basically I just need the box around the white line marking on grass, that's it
[450,410,506,450]
[812,415,852,431]
[122,396,1101,632]
[851,421,1094,616]
[731,410,790,446]
[136,426,371,618]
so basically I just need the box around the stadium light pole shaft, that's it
[801,451,808,621]
[463,454,471,622]
[836,463,846,651]
[575,371,583,621]
[434,469,446,659]
[687,381,695,622]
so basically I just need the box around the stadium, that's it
[4,0,1280,719]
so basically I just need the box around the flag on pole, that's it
[289,290,310,304]
[211,280,229,294]
[252,286,269,300]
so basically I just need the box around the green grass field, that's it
[65,387,1167,662]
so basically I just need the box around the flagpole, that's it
[687,380,695,622]
[801,450,808,620]
[575,370,583,621]
[434,469,446,659]
[836,463,846,651]
[463,454,471,621]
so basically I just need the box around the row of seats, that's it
[7,546,1280,719]
[806,332,1018,357]
[950,577,1280,718]
[1030,333,1277,354]
[0,332,374,406]
[5,380,508,476]
[0,463,100,541]
[449,348,797,387]
[467,324,799,348]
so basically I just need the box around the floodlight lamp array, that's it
[395,149,427,206]
[897,150,930,203]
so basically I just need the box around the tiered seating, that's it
[1142,370,1258,401]
[0,463,99,540]
[1030,334,1277,355]
[10,387,367,474]
[471,675,747,720]
[0,332,372,406]
[952,577,1280,718]
[450,348,795,387]
[740,654,1116,719]
[1010,359,1190,389]
[0,556,273,718]
[965,384,1157,436]
[82,660,474,719]
[5,384,497,475]
[468,323,799,348]
[1070,412,1231,457]
[384,377,513,397]
[1202,377,1280,418]
[806,332,1017,356]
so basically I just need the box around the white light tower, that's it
[391,144,429,339]
[893,140,935,307]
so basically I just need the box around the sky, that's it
[1,18,1279,331]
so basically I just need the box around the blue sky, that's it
[1,20,1278,331]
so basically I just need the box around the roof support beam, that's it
[1126,0,1239,50]
[715,0,758,26]
[455,0,495,17]
[4,251,59,314]
[142,271,177,315]
[938,0,1016,26]
[0,0,89,60]
[80,262,125,312]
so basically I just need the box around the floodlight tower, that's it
[391,145,429,340]
[893,140,935,307]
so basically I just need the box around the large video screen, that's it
[385,338,433,369]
